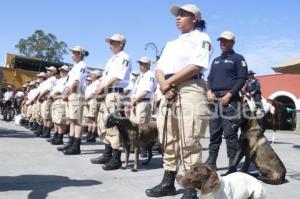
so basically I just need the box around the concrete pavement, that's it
[0,119,300,199]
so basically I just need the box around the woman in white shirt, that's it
[58,46,88,155]
[145,4,212,199]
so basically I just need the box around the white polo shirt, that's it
[39,76,57,94]
[156,29,211,75]
[26,88,38,104]
[124,74,138,97]
[102,51,131,88]
[85,79,101,98]
[4,91,13,101]
[50,77,67,95]
[132,70,156,99]
[66,61,88,93]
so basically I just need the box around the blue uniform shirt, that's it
[208,50,248,92]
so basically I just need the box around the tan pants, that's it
[82,104,89,126]
[32,102,42,123]
[87,98,98,118]
[68,92,84,123]
[130,101,151,124]
[26,104,33,121]
[41,100,52,120]
[157,79,209,171]
[51,99,66,124]
[97,93,124,150]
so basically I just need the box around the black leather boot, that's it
[47,132,58,142]
[41,127,51,138]
[145,170,177,197]
[63,138,81,155]
[86,133,96,142]
[204,155,217,170]
[83,131,91,140]
[224,158,237,175]
[57,136,74,151]
[181,188,198,199]
[35,125,44,137]
[90,144,112,164]
[30,122,38,130]
[51,133,63,145]
[102,149,122,170]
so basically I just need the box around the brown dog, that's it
[229,107,286,185]
[105,113,158,172]
[177,163,266,199]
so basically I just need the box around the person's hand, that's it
[159,80,171,94]
[130,98,137,108]
[207,90,216,102]
[165,89,177,101]
[220,92,232,106]
[96,85,105,95]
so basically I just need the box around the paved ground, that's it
[0,119,300,199]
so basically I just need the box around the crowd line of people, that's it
[0,4,266,199]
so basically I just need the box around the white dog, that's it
[176,164,266,199]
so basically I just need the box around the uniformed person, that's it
[91,34,131,170]
[48,65,69,145]
[244,70,263,115]
[84,70,102,142]
[130,57,156,124]
[82,77,92,137]
[58,46,88,155]
[37,66,57,138]
[25,81,39,128]
[32,73,47,136]
[123,70,139,117]
[205,31,248,173]
[145,4,211,199]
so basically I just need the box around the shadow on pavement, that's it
[0,175,102,199]
[0,127,36,139]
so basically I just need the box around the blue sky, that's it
[1,0,300,76]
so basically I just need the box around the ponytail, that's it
[84,51,89,57]
[195,19,206,31]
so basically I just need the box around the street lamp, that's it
[145,42,160,62]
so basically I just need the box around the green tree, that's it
[15,30,68,62]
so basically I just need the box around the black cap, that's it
[248,70,255,75]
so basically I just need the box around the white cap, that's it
[86,77,92,81]
[69,45,85,53]
[36,72,47,78]
[29,81,36,86]
[218,31,235,41]
[46,66,57,73]
[91,70,102,77]
[22,84,27,87]
[7,85,12,88]
[59,65,70,72]
[105,34,126,44]
[171,4,201,21]
[137,56,151,65]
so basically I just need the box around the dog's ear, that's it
[201,169,220,195]
[176,174,195,189]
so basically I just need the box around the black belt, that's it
[107,87,124,94]
[138,98,150,102]
[165,73,203,80]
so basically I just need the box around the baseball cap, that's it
[59,65,70,72]
[36,72,47,78]
[46,66,57,73]
[69,45,85,53]
[86,77,92,81]
[217,31,235,41]
[137,56,151,65]
[171,4,201,21]
[248,70,256,75]
[91,70,102,77]
[29,81,36,86]
[105,34,126,44]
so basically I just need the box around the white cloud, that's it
[243,38,300,75]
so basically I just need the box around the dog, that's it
[228,96,286,185]
[176,163,266,199]
[105,112,158,172]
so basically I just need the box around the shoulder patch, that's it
[241,60,247,67]
[202,40,211,51]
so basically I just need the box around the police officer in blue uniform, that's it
[205,31,248,171]
[244,70,263,115]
